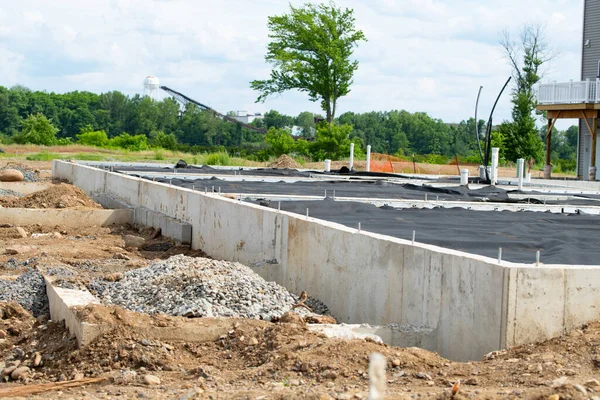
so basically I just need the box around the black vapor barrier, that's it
[131,173,600,206]
[110,163,437,180]
[251,199,600,265]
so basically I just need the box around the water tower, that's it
[143,76,160,101]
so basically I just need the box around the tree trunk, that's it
[331,98,337,125]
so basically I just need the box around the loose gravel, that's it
[0,188,24,197]
[0,269,48,316]
[89,255,331,320]
[1,165,39,182]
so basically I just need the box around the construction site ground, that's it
[0,160,597,399]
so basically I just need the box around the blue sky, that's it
[0,0,583,127]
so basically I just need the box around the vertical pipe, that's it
[366,145,372,172]
[460,169,469,186]
[498,248,502,264]
[349,143,355,170]
[517,158,525,191]
[324,159,331,172]
[412,230,416,244]
[491,147,499,185]
[536,250,540,266]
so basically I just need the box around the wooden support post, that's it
[545,117,557,179]
[592,117,598,181]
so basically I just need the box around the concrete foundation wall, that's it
[52,161,600,361]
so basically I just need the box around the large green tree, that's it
[251,2,366,124]
[500,24,553,162]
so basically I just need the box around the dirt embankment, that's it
[0,184,101,209]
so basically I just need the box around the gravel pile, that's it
[89,255,331,320]
[0,269,48,316]
[1,164,39,182]
[0,188,24,197]
[1,258,36,269]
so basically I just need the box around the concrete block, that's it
[44,277,105,347]
[92,194,132,210]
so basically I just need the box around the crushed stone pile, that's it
[0,183,102,209]
[1,162,40,182]
[89,255,331,320]
[0,188,24,197]
[0,269,48,317]
[268,154,302,169]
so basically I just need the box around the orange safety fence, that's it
[369,153,397,173]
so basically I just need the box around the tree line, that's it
[0,84,577,169]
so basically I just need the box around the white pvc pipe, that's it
[366,145,371,172]
[517,158,524,191]
[491,147,499,185]
[460,169,469,186]
[324,159,331,172]
[349,143,355,170]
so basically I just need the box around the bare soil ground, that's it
[0,160,594,399]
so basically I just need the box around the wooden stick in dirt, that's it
[0,377,106,398]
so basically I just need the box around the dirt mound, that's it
[0,183,102,209]
[268,154,302,169]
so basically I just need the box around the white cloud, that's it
[0,0,584,128]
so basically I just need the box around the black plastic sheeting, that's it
[134,174,600,206]
[252,199,600,265]
[112,164,436,180]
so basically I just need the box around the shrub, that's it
[77,130,109,147]
[13,114,58,146]
[204,152,230,166]
[109,133,148,151]
[150,131,178,150]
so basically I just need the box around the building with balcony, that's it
[536,0,600,180]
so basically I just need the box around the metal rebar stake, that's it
[498,248,502,264]
[277,201,281,211]
[412,230,416,244]
[358,222,361,232]
[536,250,540,266]
[306,208,309,219]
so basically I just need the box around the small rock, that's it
[52,232,62,239]
[465,377,479,386]
[392,359,401,367]
[248,337,259,346]
[288,379,300,386]
[4,248,19,255]
[33,352,42,367]
[574,384,587,395]
[416,372,432,380]
[15,227,28,238]
[104,273,123,282]
[2,366,17,377]
[585,379,600,388]
[115,253,132,261]
[547,395,559,400]
[323,371,338,380]
[10,366,30,380]
[0,330,6,339]
[143,374,161,386]
[123,235,145,249]
[337,394,352,400]
[551,376,568,388]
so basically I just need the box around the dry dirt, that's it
[269,155,303,169]
[0,183,102,209]
[0,161,595,399]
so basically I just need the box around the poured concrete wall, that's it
[53,160,600,361]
